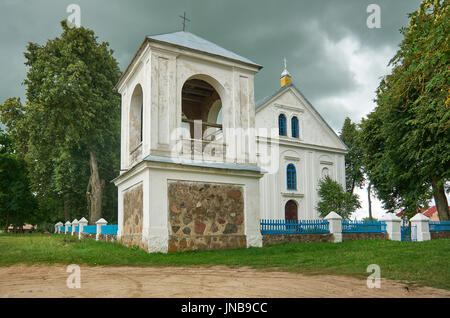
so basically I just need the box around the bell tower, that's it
[114,31,264,253]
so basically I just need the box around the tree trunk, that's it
[86,151,105,224]
[431,178,449,221]
[368,182,373,220]
[63,193,71,221]
[4,212,9,232]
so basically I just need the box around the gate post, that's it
[382,213,401,241]
[65,221,71,234]
[55,222,63,234]
[410,213,430,241]
[96,218,108,241]
[71,219,79,236]
[325,212,342,243]
[78,217,88,240]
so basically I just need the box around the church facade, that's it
[256,71,348,221]
[113,31,347,253]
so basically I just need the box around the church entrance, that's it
[285,200,298,221]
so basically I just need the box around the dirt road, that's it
[0,265,448,298]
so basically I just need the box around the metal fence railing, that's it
[429,221,450,232]
[260,219,329,234]
[342,220,386,233]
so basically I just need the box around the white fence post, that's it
[55,222,63,234]
[65,221,71,234]
[410,213,431,241]
[382,213,401,241]
[95,218,108,241]
[325,212,342,243]
[78,217,88,240]
[71,219,78,236]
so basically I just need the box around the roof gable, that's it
[147,31,262,68]
[256,84,349,151]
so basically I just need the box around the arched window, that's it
[129,84,143,152]
[291,116,299,138]
[321,167,329,179]
[287,164,297,190]
[279,114,287,136]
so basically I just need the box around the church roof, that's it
[147,31,262,69]
[255,84,293,109]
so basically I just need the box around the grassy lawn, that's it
[1,233,449,290]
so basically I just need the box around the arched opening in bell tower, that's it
[181,78,223,142]
[129,84,143,154]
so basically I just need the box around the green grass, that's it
[1,233,449,290]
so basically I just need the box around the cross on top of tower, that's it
[179,12,190,31]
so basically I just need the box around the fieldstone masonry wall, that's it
[120,184,145,249]
[342,232,388,242]
[430,231,450,240]
[168,181,246,252]
[80,232,117,242]
[262,233,332,246]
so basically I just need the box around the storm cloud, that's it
[1,0,421,130]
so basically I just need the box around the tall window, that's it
[129,84,143,152]
[279,114,287,136]
[287,164,297,190]
[291,116,299,138]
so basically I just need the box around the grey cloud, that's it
[0,0,422,130]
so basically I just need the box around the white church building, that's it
[113,31,348,253]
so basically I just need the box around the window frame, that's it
[286,163,297,190]
[278,114,287,136]
[291,116,299,138]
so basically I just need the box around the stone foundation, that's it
[70,232,118,243]
[168,181,245,252]
[121,184,144,247]
[430,231,450,239]
[262,233,333,246]
[169,235,246,252]
[342,232,388,242]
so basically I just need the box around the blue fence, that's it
[83,225,97,234]
[101,225,118,235]
[429,221,450,232]
[57,224,117,235]
[261,219,329,234]
[342,220,386,233]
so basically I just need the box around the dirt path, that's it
[0,265,449,298]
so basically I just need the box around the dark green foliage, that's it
[316,176,361,219]
[359,0,449,219]
[0,131,38,229]
[339,117,365,195]
[0,21,121,224]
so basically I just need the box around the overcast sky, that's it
[0,0,424,219]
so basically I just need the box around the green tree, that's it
[360,0,449,220]
[0,130,38,231]
[339,117,365,195]
[316,176,361,219]
[1,21,121,224]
